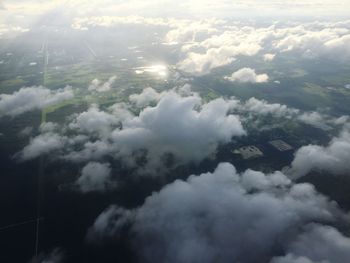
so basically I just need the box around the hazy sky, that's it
[1,0,350,19]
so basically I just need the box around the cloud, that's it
[225,67,269,83]
[290,128,350,177]
[19,90,245,173]
[76,162,115,193]
[88,76,117,92]
[241,97,299,117]
[172,20,350,75]
[298,112,325,127]
[129,87,165,108]
[18,131,66,161]
[68,105,120,138]
[72,15,173,30]
[165,19,220,43]
[272,25,350,61]
[88,162,344,263]
[32,247,65,263]
[333,115,349,125]
[270,254,324,263]
[178,43,261,75]
[0,24,29,37]
[5,0,350,20]
[264,53,276,61]
[177,47,237,75]
[20,85,340,174]
[272,224,350,263]
[0,86,73,117]
[109,92,246,172]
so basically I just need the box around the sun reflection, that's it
[134,64,168,78]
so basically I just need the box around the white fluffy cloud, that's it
[165,19,223,44]
[298,112,325,126]
[88,76,117,92]
[264,53,276,61]
[19,90,245,174]
[0,86,73,117]
[129,87,165,108]
[171,20,350,75]
[225,67,269,83]
[273,27,350,61]
[241,97,299,117]
[178,42,261,75]
[290,129,350,177]
[88,162,344,263]
[68,105,120,138]
[109,92,245,172]
[19,131,67,161]
[76,162,115,193]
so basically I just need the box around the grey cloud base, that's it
[88,163,348,263]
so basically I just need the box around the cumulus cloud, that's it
[333,115,349,125]
[88,76,117,92]
[298,112,325,127]
[18,131,66,161]
[76,162,115,193]
[129,87,165,108]
[225,67,269,83]
[88,162,344,263]
[290,129,350,177]
[0,86,73,117]
[272,224,350,263]
[165,19,221,43]
[177,48,237,75]
[264,53,276,61]
[68,105,120,138]
[19,90,245,173]
[274,28,350,61]
[241,97,299,117]
[175,27,263,74]
[172,20,350,75]
[109,92,246,172]
[178,43,261,75]
[18,126,33,137]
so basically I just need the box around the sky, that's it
[1,0,350,20]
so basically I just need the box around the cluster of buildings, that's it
[233,139,294,160]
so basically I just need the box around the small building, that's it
[234,145,264,160]
[269,140,293,152]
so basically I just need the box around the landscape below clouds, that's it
[1,1,350,263]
